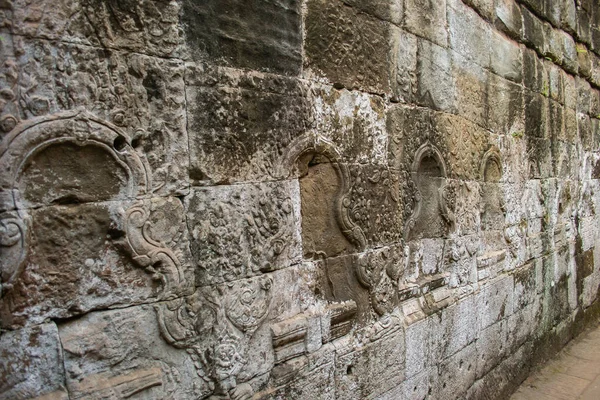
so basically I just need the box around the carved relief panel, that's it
[185,180,302,286]
[156,275,274,399]
[0,110,191,328]
[480,147,505,231]
[405,142,454,242]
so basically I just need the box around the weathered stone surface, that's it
[341,0,404,26]
[181,0,302,75]
[0,197,193,328]
[0,39,188,195]
[186,65,312,184]
[3,0,600,399]
[404,0,448,47]
[346,164,403,247]
[312,87,388,166]
[305,0,393,94]
[300,162,355,258]
[59,305,203,399]
[448,0,493,70]
[185,180,301,286]
[10,0,184,58]
[391,28,418,103]
[436,343,477,400]
[487,73,525,135]
[415,39,457,112]
[0,323,66,400]
[495,0,524,39]
[334,328,405,399]
[452,53,490,128]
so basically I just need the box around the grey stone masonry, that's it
[2,1,600,399]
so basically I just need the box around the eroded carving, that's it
[279,135,367,249]
[0,212,28,297]
[405,142,454,241]
[480,147,506,231]
[117,197,188,299]
[156,276,273,399]
[356,247,403,316]
[187,181,300,285]
[0,110,151,300]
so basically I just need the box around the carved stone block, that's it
[0,39,188,195]
[299,161,356,259]
[59,305,204,399]
[262,353,336,400]
[186,181,302,286]
[453,54,491,129]
[11,0,184,58]
[186,66,313,184]
[346,164,404,247]
[155,275,276,399]
[0,197,192,328]
[181,0,301,75]
[305,0,393,94]
[312,86,388,166]
[0,323,67,400]
[434,112,489,182]
[271,315,308,364]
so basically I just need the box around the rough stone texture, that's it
[3,1,600,400]
[0,323,66,399]
[181,0,302,75]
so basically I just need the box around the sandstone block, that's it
[340,0,404,26]
[0,323,66,400]
[185,181,302,286]
[495,0,523,40]
[181,0,301,75]
[305,0,393,94]
[436,343,477,400]
[391,28,418,104]
[415,39,457,112]
[404,0,448,47]
[186,66,312,184]
[430,295,479,361]
[522,6,547,55]
[477,276,514,330]
[335,329,406,400]
[452,53,490,128]
[0,39,189,195]
[490,31,523,82]
[486,73,525,135]
[11,0,184,58]
[1,197,193,328]
[448,0,493,70]
[311,86,388,166]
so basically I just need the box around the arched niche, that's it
[276,135,374,320]
[405,142,453,241]
[479,147,505,231]
[277,135,367,255]
[0,109,151,301]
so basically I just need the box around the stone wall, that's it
[2,0,600,399]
